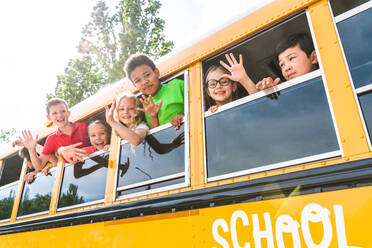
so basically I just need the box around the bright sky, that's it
[0,0,270,136]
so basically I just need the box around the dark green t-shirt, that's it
[144,78,184,126]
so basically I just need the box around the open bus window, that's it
[116,124,187,199]
[329,0,370,17]
[202,12,317,111]
[0,153,23,187]
[202,11,341,181]
[57,151,109,211]
[335,1,372,144]
[17,168,55,219]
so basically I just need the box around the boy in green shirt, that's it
[124,54,184,130]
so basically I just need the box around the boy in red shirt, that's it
[21,98,90,171]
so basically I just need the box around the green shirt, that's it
[144,78,184,126]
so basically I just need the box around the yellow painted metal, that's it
[49,157,65,215]
[104,133,120,204]
[1,184,371,247]
[9,157,27,221]
[308,0,370,156]
[188,62,205,187]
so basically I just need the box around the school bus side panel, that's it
[1,185,371,247]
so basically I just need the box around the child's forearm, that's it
[28,147,44,172]
[240,75,258,94]
[150,116,159,129]
[110,120,144,146]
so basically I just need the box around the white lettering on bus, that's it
[211,203,362,248]
[275,214,300,248]
[301,203,332,247]
[252,213,274,248]
[231,210,250,248]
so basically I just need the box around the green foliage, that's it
[47,56,105,106]
[18,187,52,216]
[0,190,15,220]
[58,183,84,208]
[0,128,16,144]
[48,0,174,108]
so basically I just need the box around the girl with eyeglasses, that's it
[204,53,277,112]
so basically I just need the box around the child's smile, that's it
[118,97,137,126]
[88,124,108,150]
[206,69,237,107]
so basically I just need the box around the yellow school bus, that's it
[1,0,372,247]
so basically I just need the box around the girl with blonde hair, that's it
[105,92,148,146]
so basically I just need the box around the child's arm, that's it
[21,130,50,172]
[220,53,258,95]
[105,102,147,146]
[139,95,162,129]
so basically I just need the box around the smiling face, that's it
[206,68,237,107]
[117,97,137,126]
[278,44,318,81]
[130,64,161,96]
[88,123,108,150]
[47,103,70,129]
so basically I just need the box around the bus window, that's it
[0,153,23,187]
[0,182,17,221]
[17,168,56,218]
[116,124,186,198]
[0,153,23,221]
[57,151,109,211]
[329,0,370,17]
[115,71,189,199]
[335,1,372,143]
[202,12,341,181]
[202,12,314,110]
[205,74,340,180]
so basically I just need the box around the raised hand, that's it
[21,130,38,150]
[139,95,162,117]
[105,99,116,125]
[256,77,280,91]
[220,53,249,83]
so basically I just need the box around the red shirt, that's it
[82,146,97,154]
[42,122,90,155]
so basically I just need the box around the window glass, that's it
[337,7,372,89]
[0,183,17,220]
[0,154,23,187]
[117,125,185,196]
[17,171,55,217]
[359,91,372,141]
[57,151,109,210]
[205,76,339,179]
[329,0,370,17]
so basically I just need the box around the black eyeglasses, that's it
[206,78,232,89]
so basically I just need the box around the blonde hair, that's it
[115,92,144,130]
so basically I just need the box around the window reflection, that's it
[337,7,372,89]
[18,172,55,217]
[359,92,372,141]
[329,0,370,17]
[0,184,17,220]
[117,125,185,194]
[57,151,109,209]
[205,77,339,179]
